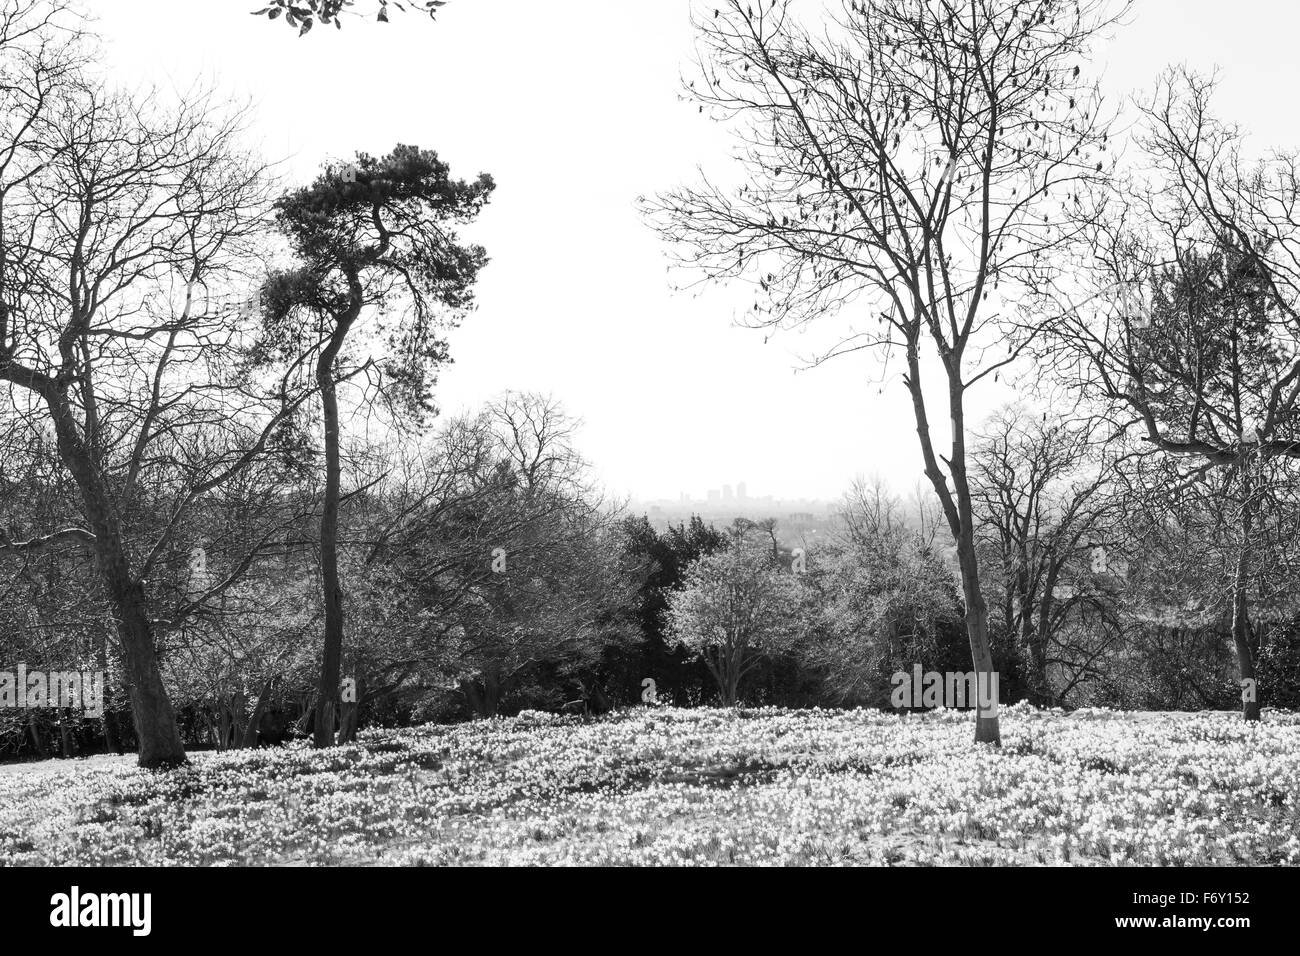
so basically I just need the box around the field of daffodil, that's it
[0,703,1296,866]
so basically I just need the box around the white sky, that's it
[90,0,1300,501]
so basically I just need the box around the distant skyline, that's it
[92,0,1300,501]
[640,483,831,504]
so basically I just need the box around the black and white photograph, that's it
[0,0,1293,930]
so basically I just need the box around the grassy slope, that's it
[1,705,1297,866]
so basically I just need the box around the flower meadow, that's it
[1,704,1297,866]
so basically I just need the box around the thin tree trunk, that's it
[230,691,247,748]
[216,699,231,751]
[1033,565,1064,708]
[1027,636,1051,708]
[58,713,75,758]
[96,633,122,754]
[705,649,731,706]
[959,550,1002,744]
[953,468,1001,744]
[313,369,345,746]
[906,342,1001,745]
[1232,495,1260,721]
[1022,591,1051,708]
[312,285,361,748]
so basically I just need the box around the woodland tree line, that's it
[2,0,1300,768]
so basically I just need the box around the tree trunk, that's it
[216,699,231,751]
[460,672,500,719]
[961,567,1002,743]
[241,677,277,749]
[102,710,122,756]
[338,671,363,744]
[1032,568,1064,708]
[96,633,123,754]
[202,710,218,749]
[585,679,611,716]
[954,491,1001,744]
[47,394,186,768]
[313,370,345,747]
[906,343,1001,746]
[1027,636,1051,708]
[1022,589,1051,708]
[58,713,75,758]
[705,649,736,706]
[1232,496,1260,721]
[723,649,742,707]
[311,284,362,749]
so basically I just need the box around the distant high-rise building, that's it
[722,484,734,501]
[737,481,748,499]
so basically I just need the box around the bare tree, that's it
[0,2,297,766]
[648,0,1127,742]
[1044,69,1300,719]
[970,406,1125,705]
[364,393,637,718]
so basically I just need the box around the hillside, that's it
[2,705,1297,866]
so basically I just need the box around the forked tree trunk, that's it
[704,647,742,706]
[906,341,1002,746]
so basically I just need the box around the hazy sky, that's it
[91,0,1300,501]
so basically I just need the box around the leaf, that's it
[377,8,389,21]
[299,16,313,34]
[268,7,282,18]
